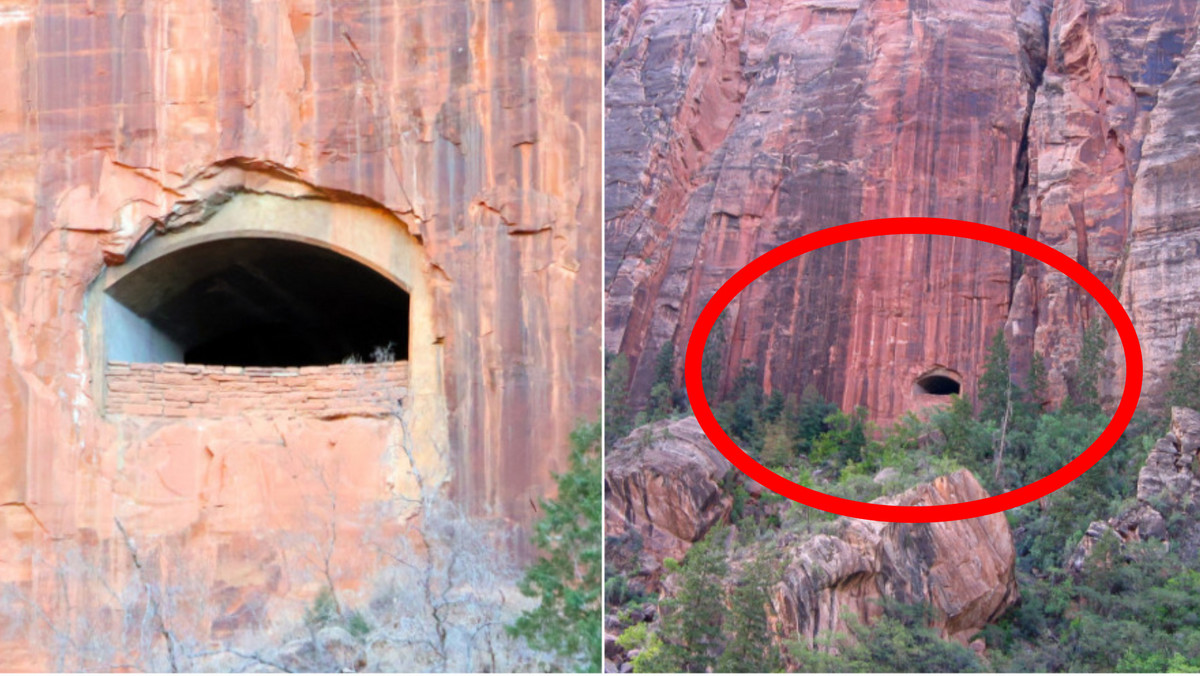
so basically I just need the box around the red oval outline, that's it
[684,217,1143,522]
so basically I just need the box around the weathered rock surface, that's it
[1071,407,1200,570]
[769,470,1017,647]
[608,456,1017,662]
[605,416,733,576]
[0,0,599,670]
[605,0,1200,421]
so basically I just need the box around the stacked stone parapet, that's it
[104,361,409,418]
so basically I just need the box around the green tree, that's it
[717,554,782,673]
[811,407,869,470]
[759,419,794,468]
[1167,326,1200,411]
[717,362,765,450]
[648,341,678,420]
[605,353,633,442]
[840,601,985,672]
[784,602,985,673]
[653,340,676,390]
[641,527,729,672]
[788,385,838,456]
[762,389,787,425]
[508,420,603,672]
[1023,350,1049,416]
[702,312,728,403]
[978,328,1013,425]
[1064,320,1105,417]
[930,395,993,476]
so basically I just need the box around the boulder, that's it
[605,417,733,578]
[772,470,1018,646]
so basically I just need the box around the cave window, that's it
[913,370,962,396]
[103,237,410,367]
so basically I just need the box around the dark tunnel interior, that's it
[104,237,409,367]
[913,374,962,396]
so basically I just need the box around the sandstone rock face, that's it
[605,0,1200,421]
[607,457,1017,660]
[1071,407,1200,570]
[773,470,1018,647]
[605,416,733,575]
[0,0,599,669]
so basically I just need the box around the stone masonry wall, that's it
[105,362,409,419]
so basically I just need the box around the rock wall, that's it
[0,0,600,669]
[605,0,1199,420]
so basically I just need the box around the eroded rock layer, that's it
[605,0,1199,419]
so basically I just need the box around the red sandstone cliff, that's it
[0,0,600,670]
[605,0,1198,420]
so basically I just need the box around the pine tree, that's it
[978,329,1013,425]
[759,420,793,468]
[605,353,633,441]
[1167,326,1200,411]
[1024,351,1049,415]
[717,555,782,673]
[653,340,676,390]
[719,361,764,449]
[762,390,786,425]
[1065,321,1105,417]
[1008,350,1047,484]
[791,385,837,456]
[648,341,677,421]
[649,527,729,673]
[508,420,602,672]
[702,312,727,403]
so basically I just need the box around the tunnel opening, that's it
[103,237,410,367]
[913,371,962,396]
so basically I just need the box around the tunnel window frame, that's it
[912,367,963,397]
[86,191,437,421]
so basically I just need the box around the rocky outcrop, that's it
[0,0,600,670]
[605,0,1200,422]
[605,416,734,577]
[772,470,1018,647]
[607,456,1017,659]
[1071,407,1200,570]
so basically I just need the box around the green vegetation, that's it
[606,319,1200,672]
[509,420,603,672]
[625,527,783,673]
[1167,325,1200,411]
[786,600,985,672]
[605,353,634,441]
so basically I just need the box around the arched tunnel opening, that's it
[103,237,409,367]
[913,372,962,396]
